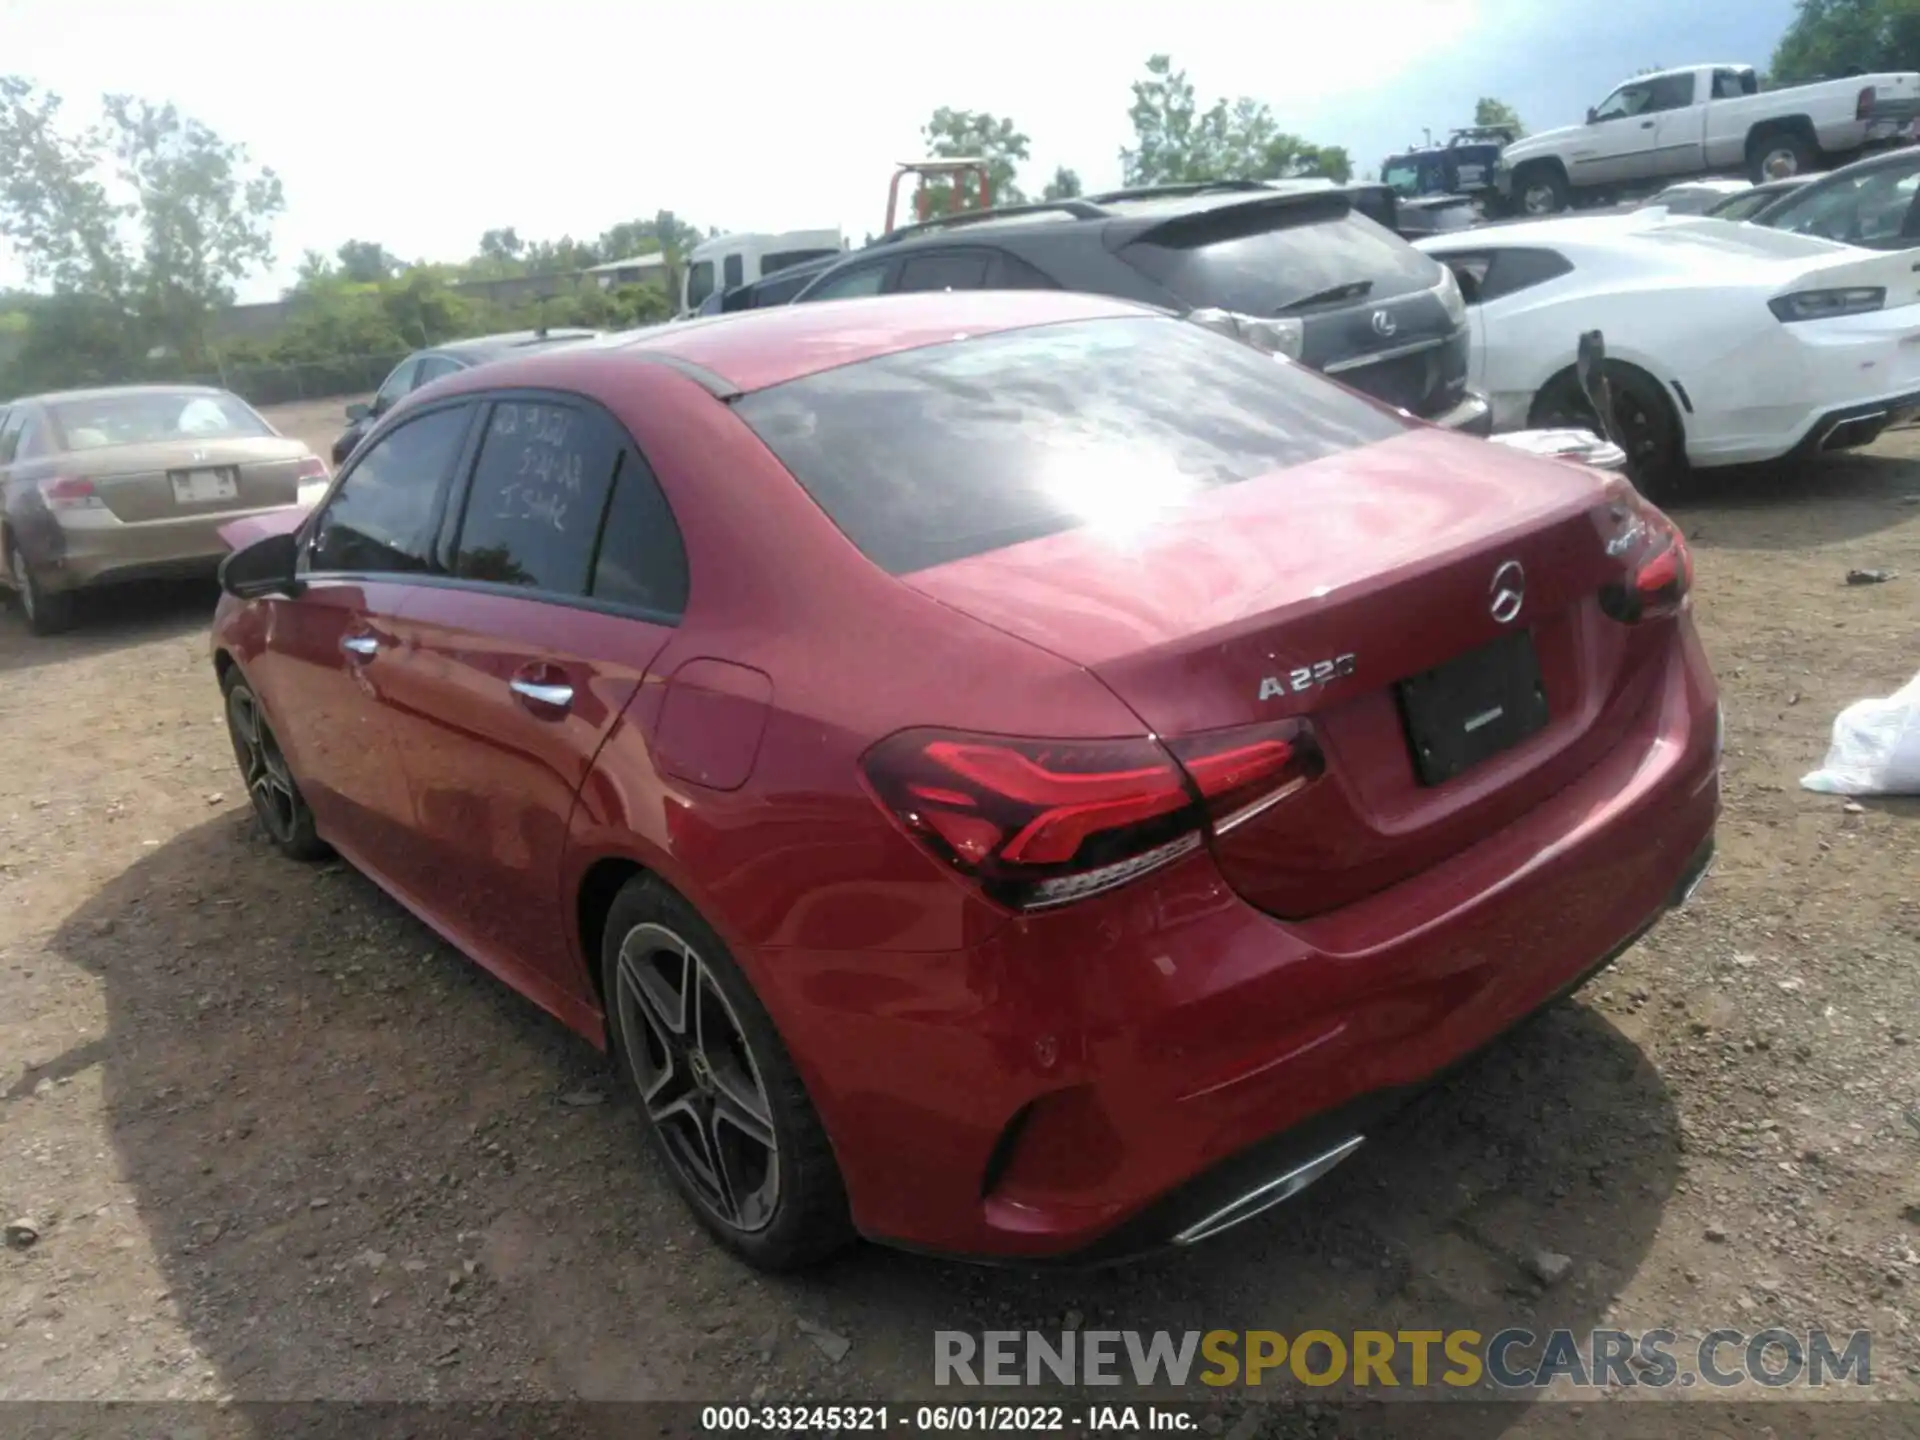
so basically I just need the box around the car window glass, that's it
[723,253,745,289]
[687,260,716,310]
[14,416,47,460]
[451,400,621,595]
[0,410,23,465]
[1712,69,1745,100]
[735,315,1408,576]
[1478,247,1574,303]
[1122,206,1439,311]
[1767,163,1920,245]
[414,356,461,387]
[802,264,890,301]
[896,252,993,292]
[1644,74,1697,112]
[740,267,820,308]
[990,251,1059,289]
[1593,83,1651,122]
[591,452,689,617]
[374,358,420,410]
[310,405,470,575]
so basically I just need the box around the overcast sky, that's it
[0,0,1799,302]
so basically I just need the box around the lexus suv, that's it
[790,182,1492,433]
[211,291,1714,1269]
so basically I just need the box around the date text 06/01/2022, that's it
[699,1404,1194,1432]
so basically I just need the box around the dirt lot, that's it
[1,396,1917,1433]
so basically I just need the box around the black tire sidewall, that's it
[1531,365,1687,504]
[600,874,852,1270]
[220,666,329,861]
[8,542,74,636]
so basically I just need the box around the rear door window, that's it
[1120,205,1439,313]
[446,396,689,615]
[799,262,893,301]
[895,251,994,292]
[734,315,1408,576]
[413,356,462,387]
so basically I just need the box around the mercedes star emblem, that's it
[1489,560,1526,624]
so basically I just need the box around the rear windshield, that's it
[734,315,1409,575]
[50,390,271,449]
[1122,207,1439,314]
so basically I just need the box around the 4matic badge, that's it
[1259,653,1357,701]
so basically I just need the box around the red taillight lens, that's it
[1597,484,1693,623]
[862,720,1325,911]
[1857,86,1876,121]
[39,476,100,510]
[1167,720,1325,833]
[862,730,1200,910]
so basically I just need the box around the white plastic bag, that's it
[1801,670,1920,796]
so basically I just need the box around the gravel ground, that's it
[0,401,1916,1435]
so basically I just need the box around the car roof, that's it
[1422,213,1856,273]
[445,291,1159,396]
[428,328,600,362]
[866,182,1365,248]
[14,383,233,407]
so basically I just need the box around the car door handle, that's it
[341,634,380,658]
[510,678,574,710]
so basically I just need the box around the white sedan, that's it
[1416,214,1920,496]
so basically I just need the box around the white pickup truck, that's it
[1493,63,1920,216]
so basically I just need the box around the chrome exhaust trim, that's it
[1172,1135,1366,1246]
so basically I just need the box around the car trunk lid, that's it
[65,437,311,523]
[904,427,1661,918]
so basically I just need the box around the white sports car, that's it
[1415,214,1920,496]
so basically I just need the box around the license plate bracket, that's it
[168,467,239,504]
[1397,630,1550,786]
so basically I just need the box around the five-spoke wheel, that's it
[221,669,329,861]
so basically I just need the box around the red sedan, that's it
[211,291,1719,1270]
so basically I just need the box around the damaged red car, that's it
[210,291,1720,1270]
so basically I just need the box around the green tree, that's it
[1120,55,1351,186]
[913,107,1031,217]
[1041,165,1084,201]
[0,75,282,374]
[1473,97,1525,136]
[335,238,400,284]
[1771,0,1920,84]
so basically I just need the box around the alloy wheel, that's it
[1523,184,1558,216]
[1762,145,1800,179]
[615,922,780,1232]
[227,686,299,845]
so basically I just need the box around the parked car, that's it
[698,252,843,315]
[1416,213,1920,497]
[331,329,601,465]
[1705,173,1815,221]
[1495,63,1920,215]
[0,385,326,635]
[1636,178,1754,215]
[1382,126,1515,201]
[212,290,1719,1268]
[1742,143,1920,247]
[790,186,1491,434]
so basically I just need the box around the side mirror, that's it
[344,402,370,423]
[1586,107,1600,125]
[219,530,303,600]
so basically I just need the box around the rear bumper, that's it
[747,624,1722,1261]
[20,505,304,593]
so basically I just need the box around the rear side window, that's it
[729,267,819,309]
[735,315,1408,576]
[448,397,688,615]
[311,405,471,575]
[724,254,745,289]
[1440,247,1573,304]
[452,401,621,594]
[1122,206,1440,312]
[800,263,890,301]
[896,252,993,292]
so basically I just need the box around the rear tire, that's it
[1748,130,1816,184]
[1530,364,1688,504]
[222,667,330,861]
[601,874,853,1271]
[6,539,75,637]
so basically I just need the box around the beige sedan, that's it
[0,385,329,635]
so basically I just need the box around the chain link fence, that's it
[181,352,410,408]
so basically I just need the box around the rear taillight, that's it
[296,455,330,506]
[862,721,1324,911]
[39,476,101,511]
[1769,287,1885,322]
[1597,484,1693,623]
[1186,307,1306,361]
[1858,85,1876,121]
